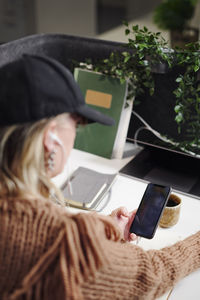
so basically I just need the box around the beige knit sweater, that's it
[0,196,199,300]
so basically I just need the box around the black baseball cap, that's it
[0,54,115,126]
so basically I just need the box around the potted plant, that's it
[173,42,200,153]
[76,22,200,156]
[153,0,199,48]
[80,23,173,100]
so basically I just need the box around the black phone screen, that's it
[130,183,171,239]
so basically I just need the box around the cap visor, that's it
[77,105,115,126]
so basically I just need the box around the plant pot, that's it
[150,61,170,74]
[170,27,199,49]
[147,48,174,74]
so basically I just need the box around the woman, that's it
[0,54,199,300]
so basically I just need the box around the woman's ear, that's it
[43,121,57,152]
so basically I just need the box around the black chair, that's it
[0,33,125,71]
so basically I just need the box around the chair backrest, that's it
[0,33,125,71]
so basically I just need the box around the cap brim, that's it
[76,104,115,126]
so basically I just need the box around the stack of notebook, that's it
[61,166,117,210]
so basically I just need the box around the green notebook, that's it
[74,68,133,159]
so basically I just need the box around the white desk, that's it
[53,149,200,300]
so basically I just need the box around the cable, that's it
[132,110,200,158]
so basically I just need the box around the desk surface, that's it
[53,149,200,300]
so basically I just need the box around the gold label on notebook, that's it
[85,89,112,109]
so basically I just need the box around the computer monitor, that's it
[120,66,200,199]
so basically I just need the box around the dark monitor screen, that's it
[120,67,200,199]
[127,67,200,157]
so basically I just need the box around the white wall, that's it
[0,0,199,43]
[97,2,200,44]
[97,12,169,43]
[35,0,97,37]
[0,0,36,43]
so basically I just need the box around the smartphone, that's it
[130,183,171,239]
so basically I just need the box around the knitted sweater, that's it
[0,196,199,300]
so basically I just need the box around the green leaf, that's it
[150,87,154,96]
[175,113,183,123]
[143,26,148,32]
[176,77,183,83]
[194,65,199,72]
[116,69,122,76]
[123,20,128,27]
[174,105,181,113]
[124,56,130,63]
[132,25,139,31]
[120,78,126,84]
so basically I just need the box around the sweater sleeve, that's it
[8,211,121,300]
[81,221,200,300]
[8,207,200,300]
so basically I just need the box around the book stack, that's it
[61,167,117,210]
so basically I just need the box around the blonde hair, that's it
[0,116,66,205]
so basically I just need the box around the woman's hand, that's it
[110,206,137,242]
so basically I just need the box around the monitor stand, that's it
[120,146,200,199]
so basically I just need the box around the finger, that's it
[129,233,137,242]
[111,207,129,217]
[128,209,137,223]
[110,208,119,217]
[117,206,129,217]
[129,209,137,217]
